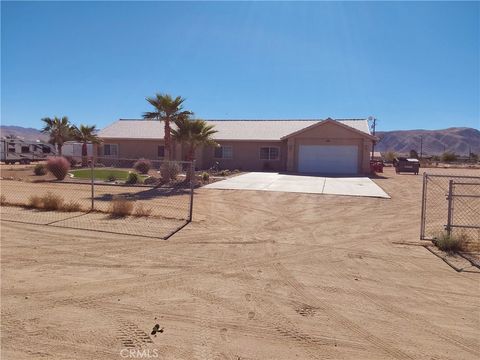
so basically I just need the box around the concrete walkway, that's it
[204,172,390,198]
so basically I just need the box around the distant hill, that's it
[0,125,48,142]
[375,127,480,156]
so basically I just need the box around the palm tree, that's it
[171,117,218,182]
[143,93,192,160]
[171,117,218,161]
[41,116,72,156]
[71,124,102,165]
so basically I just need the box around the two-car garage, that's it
[298,145,359,175]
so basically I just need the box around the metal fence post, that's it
[90,158,95,211]
[188,160,195,222]
[420,173,427,240]
[446,179,454,236]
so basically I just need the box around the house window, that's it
[260,147,280,160]
[214,146,233,159]
[158,145,165,158]
[21,146,30,153]
[103,144,118,157]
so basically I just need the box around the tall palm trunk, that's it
[185,142,196,182]
[81,142,88,166]
[164,118,171,160]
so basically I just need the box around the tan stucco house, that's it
[97,118,376,175]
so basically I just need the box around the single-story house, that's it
[97,118,377,175]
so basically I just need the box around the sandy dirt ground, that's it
[1,168,479,360]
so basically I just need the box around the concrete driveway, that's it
[204,172,390,198]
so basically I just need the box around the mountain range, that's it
[0,125,48,142]
[1,124,479,156]
[375,127,479,156]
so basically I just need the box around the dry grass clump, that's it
[27,195,44,209]
[109,196,134,217]
[133,203,152,217]
[40,192,64,211]
[434,232,467,254]
[27,192,69,211]
[0,194,6,205]
[62,201,82,212]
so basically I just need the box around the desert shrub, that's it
[46,157,70,180]
[201,172,210,182]
[41,192,64,211]
[134,159,151,174]
[384,151,396,162]
[64,156,78,168]
[34,164,47,176]
[125,172,139,184]
[107,173,117,182]
[442,152,458,162]
[27,195,43,209]
[0,194,6,205]
[219,170,229,177]
[95,162,106,168]
[160,161,180,182]
[110,197,134,217]
[133,203,152,217]
[434,232,467,253]
[144,176,161,185]
[62,201,82,212]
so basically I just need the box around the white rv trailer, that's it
[62,141,93,159]
[0,138,54,164]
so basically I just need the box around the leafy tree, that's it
[41,116,73,155]
[143,93,192,160]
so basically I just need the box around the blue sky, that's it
[2,1,479,131]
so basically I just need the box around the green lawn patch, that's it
[70,168,148,182]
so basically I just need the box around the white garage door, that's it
[298,145,358,174]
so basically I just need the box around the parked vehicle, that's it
[62,141,93,159]
[393,157,420,175]
[0,139,54,164]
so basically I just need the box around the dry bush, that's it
[160,161,180,182]
[62,201,82,212]
[434,232,467,253]
[41,192,64,211]
[27,195,43,209]
[34,164,47,176]
[109,197,134,217]
[133,203,152,217]
[47,157,71,180]
[134,159,152,174]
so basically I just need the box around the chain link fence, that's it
[0,157,195,239]
[420,173,480,251]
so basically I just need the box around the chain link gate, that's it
[420,173,480,249]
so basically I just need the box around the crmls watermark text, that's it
[120,348,159,358]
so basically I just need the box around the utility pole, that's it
[420,136,423,159]
[371,117,376,160]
